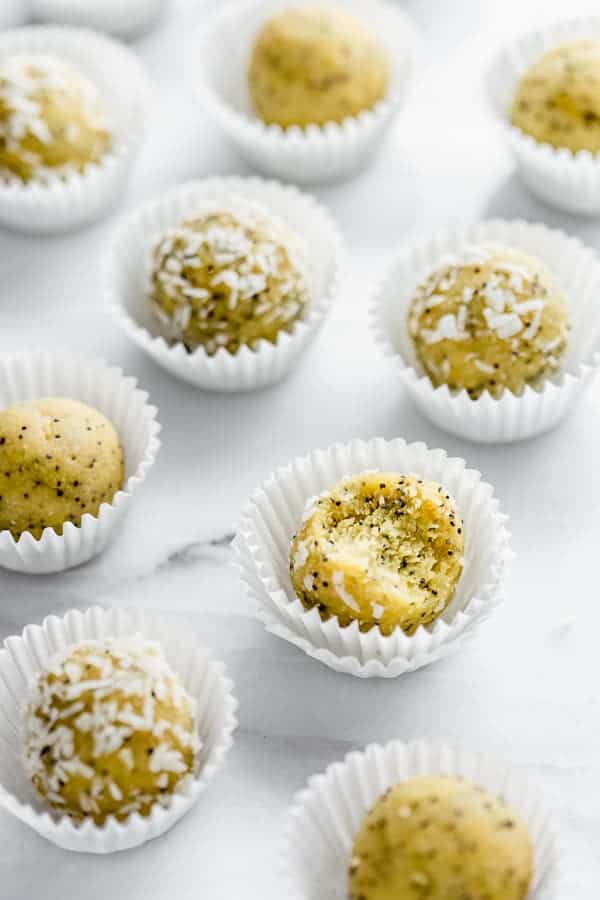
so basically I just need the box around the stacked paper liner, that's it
[0,352,161,574]
[488,16,600,215]
[0,0,27,27]
[31,0,165,38]
[370,219,600,443]
[0,26,149,234]
[283,740,562,900]
[109,176,343,391]
[0,606,238,853]
[234,437,511,678]
[194,0,418,183]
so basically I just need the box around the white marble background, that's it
[1,0,599,896]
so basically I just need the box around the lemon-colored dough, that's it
[23,636,200,825]
[349,775,533,900]
[248,6,389,128]
[150,206,310,355]
[0,53,112,183]
[511,40,600,153]
[289,472,464,636]
[0,397,124,540]
[407,244,570,399]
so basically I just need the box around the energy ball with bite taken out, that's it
[289,472,464,635]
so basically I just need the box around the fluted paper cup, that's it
[283,739,561,899]
[0,606,238,853]
[109,176,343,391]
[233,437,511,678]
[31,0,165,38]
[0,26,149,234]
[488,17,600,216]
[370,219,600,443]
[0,351,161,574]
[193,0,417,184]
[0,1,28,28]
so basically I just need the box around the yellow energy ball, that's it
[289,472,464,636]
[0,397,124,540]
[407,245,570,399]
[511,40,600,153]
[149,206,310,355]
[0,53,112,184]
[349,776,534,900]
[23,636,200,825]
[248,6,389,128]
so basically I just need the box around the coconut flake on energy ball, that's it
[0,53,112,185]
[23,635,200,825]
[407,243,570,399]
[148,200,311,356]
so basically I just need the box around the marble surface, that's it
[1,0,599,896]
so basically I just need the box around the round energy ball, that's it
[0,397,124,540]
[349,776,534,900]
[0,53,112,184]
[149,205,311,355]
[511,40,600,153]
[289,472,464,636]
[248,6,389,128]
[23,636,200,824]
[407,244,570,399]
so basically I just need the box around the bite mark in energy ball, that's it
[349,775,534,900]
[407,244,570,399]
[0,397,124,540]
[511,40,600,154]
[23,636,200,825]
[0,54,112,184]
[149,204,311,355]
[248,6,389,128]
[289,472,464,636]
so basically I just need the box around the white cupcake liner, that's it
[233,437,511,678]
[0,351,161,574]
[193,0,418,184]
[31,0,165,39]
[108,176,343,391]
[283,739,562,899]
[0,1,28,28]
[488,17,600,216]
[0,26,150,234]
[370,219,600,443]
[0,606,238,853]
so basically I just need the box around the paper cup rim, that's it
[234,436,512,677]
[108,175,344,370]
[282,738,562,899]
[0,25,149,201]
[369,218,600,406]
[30,0,165,38]
[0,606,238,849]
[0,350,161,550]
[488,16,600,168]
[193,0,419,148]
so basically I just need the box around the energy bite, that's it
[248,6,389,128]
[407,244,570,399]
[23,636,200,824]
[511,40,600,153]
[289,472,464,636]
[0,53,112,184]
[149,204,310,355]
[349,775,533,900]
[0,397,124,540]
